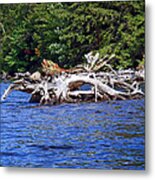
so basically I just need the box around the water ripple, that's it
[0,83,145,169]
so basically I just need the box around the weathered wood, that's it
[1,53,145,105]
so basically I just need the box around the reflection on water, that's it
[0,83,145,169]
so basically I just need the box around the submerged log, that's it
[1,53,145,105]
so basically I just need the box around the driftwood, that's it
[1,52,144,105]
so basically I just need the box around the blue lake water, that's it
[0,83,145,170]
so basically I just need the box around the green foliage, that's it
[0,1,145,74]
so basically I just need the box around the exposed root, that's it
[1,53,144,105]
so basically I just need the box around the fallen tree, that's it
[1,52,144,105]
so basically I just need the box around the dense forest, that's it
[0,1,145,75]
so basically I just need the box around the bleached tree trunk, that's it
[1,53,145,105]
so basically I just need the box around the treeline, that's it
[0,1,145,74]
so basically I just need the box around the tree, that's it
[0,1,145,74]
[58,1,145,69]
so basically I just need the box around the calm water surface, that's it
[0,83,145,169]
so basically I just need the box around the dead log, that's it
[1,53,145,105]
